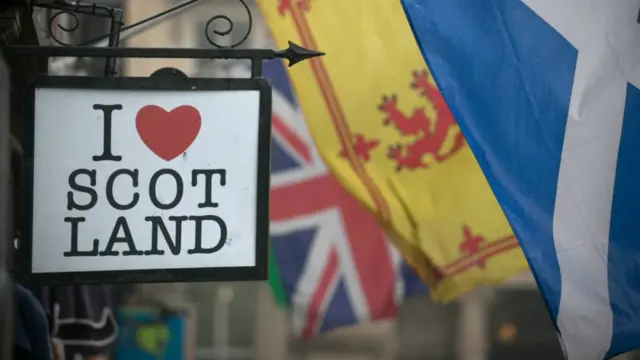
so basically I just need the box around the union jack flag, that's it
[230,60,426,338]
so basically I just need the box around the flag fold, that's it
[402,0,640,358]
[259,0,528,302]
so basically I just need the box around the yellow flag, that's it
[259,0,528,301]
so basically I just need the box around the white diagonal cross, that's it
[522,1,640,358]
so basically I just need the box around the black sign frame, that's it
[19,74,272,285]
[3,0,322,286]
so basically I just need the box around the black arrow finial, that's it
[275,41,325,67]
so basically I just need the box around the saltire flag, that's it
[401,0,640,359]
[238,60,426,338]
[258,0,528,302]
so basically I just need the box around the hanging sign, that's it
[21,76,271,284]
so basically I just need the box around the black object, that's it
[23,0,324,77]
[36,285,117,360]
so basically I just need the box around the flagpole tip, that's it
[276,41,325,67]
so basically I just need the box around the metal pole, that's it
[0,50,12,360]
[214,286,233,360]
[104,8,123,76]
[456,290,491,360]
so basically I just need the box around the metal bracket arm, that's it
[3,41,324,77]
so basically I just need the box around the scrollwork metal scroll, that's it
[19,0,325,79]
[48,10,80,46]
[39,0,254,49]
[44,2,119,47]
[204,0,253,49]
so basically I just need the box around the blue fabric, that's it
[14,284,53,360]
[606,83,640,356]
[400,0,577,323]
[401,0,640,357]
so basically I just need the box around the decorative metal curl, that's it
[204,0,253,49]
[43,2,120,47]
[48,10,81,46]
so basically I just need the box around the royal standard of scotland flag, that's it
[258,0,528,303]
[240,60,426,338]
[401,0,640,359]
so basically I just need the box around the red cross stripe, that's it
[269,115,397,337]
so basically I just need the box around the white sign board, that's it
[22,77,270,283]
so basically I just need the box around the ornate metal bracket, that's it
[5,41,324,77]
[36,0,123,47]
[19,0,324,78]
[34,0,125,76]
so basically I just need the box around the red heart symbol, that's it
[135,105,202,161]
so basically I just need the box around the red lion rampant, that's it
[379,70,465,171]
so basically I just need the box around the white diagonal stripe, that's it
[523,1,640,358]
[271,210,340,336]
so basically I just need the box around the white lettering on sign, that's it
[31,88,260,273]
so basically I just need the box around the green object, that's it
[135,324,170,358]
[268,247,288,308]
[116,308,185,360]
